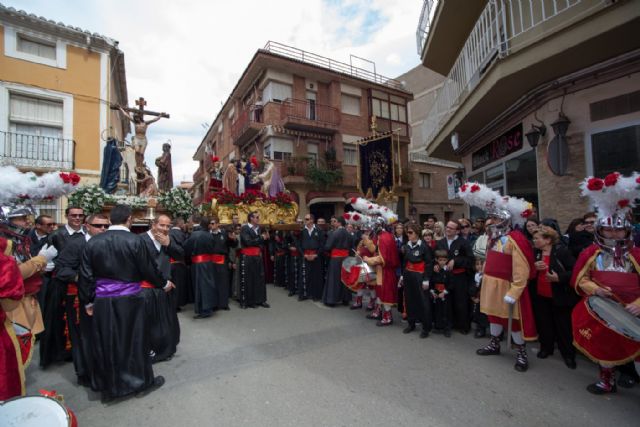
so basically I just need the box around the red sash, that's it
[141,280,155,289]
[192,254,212,264]
[240,247,261,256]
[304,249,318,256]
[211,254,226,265]
[590,270,640,303]
[289,248,301,257]
[452,268,466,275]
[66,283,78,296]
[170,258,183,264]
[406,261,425,273]
[276,250,286,256]
[331,249,349,258]
[484,250,512,281]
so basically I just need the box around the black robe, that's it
[286,231,301,296]
[401,240,433,330]
[322,227,352,305]
[53,235,91,385]
[79,229,165,399]
[298,225,325,300]
[210,230,234,309]
[270,231,288,288]
[435,237,474,332]
[184,230,217,315]
[169,227,192,307]
[239,225,267,306]
[140,233,181,362]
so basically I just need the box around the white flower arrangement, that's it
[158,187,193,220]
[69,185,149,214]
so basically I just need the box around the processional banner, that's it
[358,135,393,199]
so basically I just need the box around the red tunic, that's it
[375,231,400,306]
[0,237,26,400]
[571,244,640,366]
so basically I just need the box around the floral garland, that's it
[158,187,194,220]
[210,188,293,208]
[69,185,148,214]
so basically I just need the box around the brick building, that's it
[415,0,640,228]
[192,42,413,221]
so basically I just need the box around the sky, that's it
[6,0,423,185]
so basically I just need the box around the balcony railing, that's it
[263,41,405,91]
[280,98,340,128]
[0,131,75,169]
[416,0,440,55]
[417,0,582,151]
[231,107,263,142]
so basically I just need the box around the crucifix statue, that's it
[112,97,170,168]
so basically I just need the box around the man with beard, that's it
[79,205,166,401]
[54,214,109,386]
[184,217,217,319]
[239,211,270,309]
[170,217,191,309]
[322,216,352,307]
[140,214,179,362]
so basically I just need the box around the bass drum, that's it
[0,395,77,427]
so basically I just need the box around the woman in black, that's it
[400,224,432,338]
[530,225,579,369]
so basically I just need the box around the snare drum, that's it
[587,296,640,342]
[0,395,76,427]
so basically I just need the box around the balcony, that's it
[415,0,635,157]
[0,131,75,170]
[231,107,264,146]
[280,98,340,134]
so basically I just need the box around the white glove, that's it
[503,295,516,305]
[45,261,55,272]
[38,244,58,263]
[421,281,429,290]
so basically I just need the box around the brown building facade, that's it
[192,42,413,221]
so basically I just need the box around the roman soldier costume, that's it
[571,172,640,394]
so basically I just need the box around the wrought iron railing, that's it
[280,98,340,127]
[231,107,264,141]
[0,131,75,169]
[416,0,583,151]
[263,41,405,91]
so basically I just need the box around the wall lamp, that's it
[525,112,546,148]
[551,112,571,138]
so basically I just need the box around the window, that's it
[33,200,59,222]
[264,137,293,161]
[591,125,640,177]
[370,90,407,123]
[341,95,361,115]
[17,34,56,60]
[419,173,431,188]
[307,142,318,165]
[262,81,292,103]
[344,144,357,166]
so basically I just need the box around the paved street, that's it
[27,287,639,427]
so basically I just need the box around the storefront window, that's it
[506,150,538,212]
[591,125,640,177]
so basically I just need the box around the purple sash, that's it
[95,278,141,298]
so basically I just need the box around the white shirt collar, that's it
[409,239,422,248]
[35,230,48,239]
[108,225,130,232]
[65,224,85,235]
[146,230,162,251]
[85,233,92,242]
[305,225,316,234]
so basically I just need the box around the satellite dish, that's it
[547,135,569,176]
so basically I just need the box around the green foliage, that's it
[305,162,343,191]
[68,185,148,214]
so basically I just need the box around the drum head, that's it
[0,396,70,427]
[341,257,359,273]
[587,296,640,342]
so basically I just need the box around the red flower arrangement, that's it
[618,199,630,208]
[353,213,361,221]
[343,213,350,220]
[460,184,468,192]
[59,172,81,185]
[212,189,294,208]
[470,184,480,193]
[587,178,604,191]
[604,172,619,187]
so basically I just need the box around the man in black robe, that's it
[184,217,217,319]
[239,211,270,309]
[299,214,325,301]
[286,230,301,297]
[140,214,180,362]
[169,218,191,308]
[54,214,110,386]
[40,206,85,368]
[322,216,353,306]
[29,215,53,313]
[434,220,474,334]
[270,230,288,288]
[208,217,235,310]
[79,204,165,401]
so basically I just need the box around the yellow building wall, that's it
[0,26,102,172]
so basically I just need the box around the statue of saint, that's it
[155,142,173,192]
[135,165,158,197]
[222,161,238,195]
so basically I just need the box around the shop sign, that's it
[472,124,523,170]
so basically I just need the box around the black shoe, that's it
[444,329,452,338]
[431,328,443,335]
[249,304,257,309]
[176,307,182,313]
[617,374,637,388]
[474,329,486,339]
[288,291,295,297]
[298,296,308,301]
[586,382,617,395]
[260,302,270,308]
[220,306,230,311]
[537,350,551,359]
[240,304,247,309]
[564,357,577,370]
[459,329,469,335]
[419,330,429,339]
[477,336,501,356]
[136,376,165,397]
[193,313,212,319]
[403,325,416,334]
